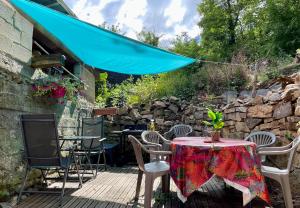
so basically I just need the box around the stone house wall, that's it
[0,1,94,198]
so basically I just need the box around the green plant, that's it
[284,131,294,141]
[32,75,82,104]
[203,108,224,130]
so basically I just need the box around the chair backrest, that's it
[81,116,104,149]
[287,136,300,171]
[20,114,62,167]
[141,131,161,145]
[172,124,193,137]
[245,131,276,148]
[128,135,145,171]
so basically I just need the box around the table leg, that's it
[162,174,170,193]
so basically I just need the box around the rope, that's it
[196,59,251,67]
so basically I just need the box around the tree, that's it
[137,29,162,46]
[198,0,245,60]
[171,32,202,59]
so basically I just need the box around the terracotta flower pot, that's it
[93,107,118,116]
[211,130,221,142]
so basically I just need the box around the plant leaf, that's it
[214,121,224,129]
[207,109,216,120]
[202,121,212,126]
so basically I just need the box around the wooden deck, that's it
[15,166,280,208]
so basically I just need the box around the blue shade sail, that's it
[10,0,196,75]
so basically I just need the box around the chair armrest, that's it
[148,150,172,156]
[258,143,292,152]
[99,138,107,142]
[144,142,163,148]
[258,149,292,156]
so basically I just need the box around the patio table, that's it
[60,136,104,178]
[170,137,270,206]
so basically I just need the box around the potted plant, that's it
[203,108,224,142]
[32,76,83,104]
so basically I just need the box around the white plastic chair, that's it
[141,131,171,160]
[258,136,300,208]
[164,124,193,139]
[245,131,276,162]
[129,135,172,208]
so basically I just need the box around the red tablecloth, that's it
[170,137,270,205]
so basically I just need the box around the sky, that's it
[64,0,201,48]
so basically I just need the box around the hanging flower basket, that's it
[32,76,83,105]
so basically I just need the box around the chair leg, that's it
[144,174,154,208]
[95,152,101,176]
[103,150,107,171]
[60,168,69,206]
[74,155,83,188]
[135,169,143,201]
[17,166,30,204]
[280,176,293,208]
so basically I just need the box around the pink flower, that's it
[51,84,66,98]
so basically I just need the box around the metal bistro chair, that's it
[18,114,82,206]
[129,135,172,208]
[258,136,300,208]
[164,124,193,140]
[245,131,276,162]
[76,116,107,177]
[141,131,171,161]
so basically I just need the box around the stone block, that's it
[155,118,164,126]
[11,42,31,63]
[194,111,203,120]
[245,118,262,129]
[0,34,13,55]
[250,96,264,105]
[129,109,141,120]
[0,18,21,45]
[141,114,153,120]
[236,107,247,113]
[224,108,235,114]
[20,31,32,51]
[295,106,300,116]
[13,12,33,34]
[0,1,15,25]
[273,102,292,119]
[236,122,250,132]
[264,92,282,103]
[168,104,179,113]
[153,101,166,108]
[247,105,273,118]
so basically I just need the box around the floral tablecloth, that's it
[170,137,270,206]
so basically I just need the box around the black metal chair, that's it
[18,114,82,206]
[76,116,107,177]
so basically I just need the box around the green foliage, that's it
[95,72,109,108]
[203,108,224,130]
[137,29,161,46]
[198,0,300,60]
[171,32,202,59]
[196,63,249,94]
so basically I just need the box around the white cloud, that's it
[164,0,186,27]
[71,0,119,26]
[115,0,147,39]
[66,0,200,43]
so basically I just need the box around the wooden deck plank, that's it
[14,166,268,208]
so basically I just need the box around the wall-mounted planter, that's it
[93,107,118,116]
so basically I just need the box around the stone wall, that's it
[0,1,94,199]
[222,74,300,167]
